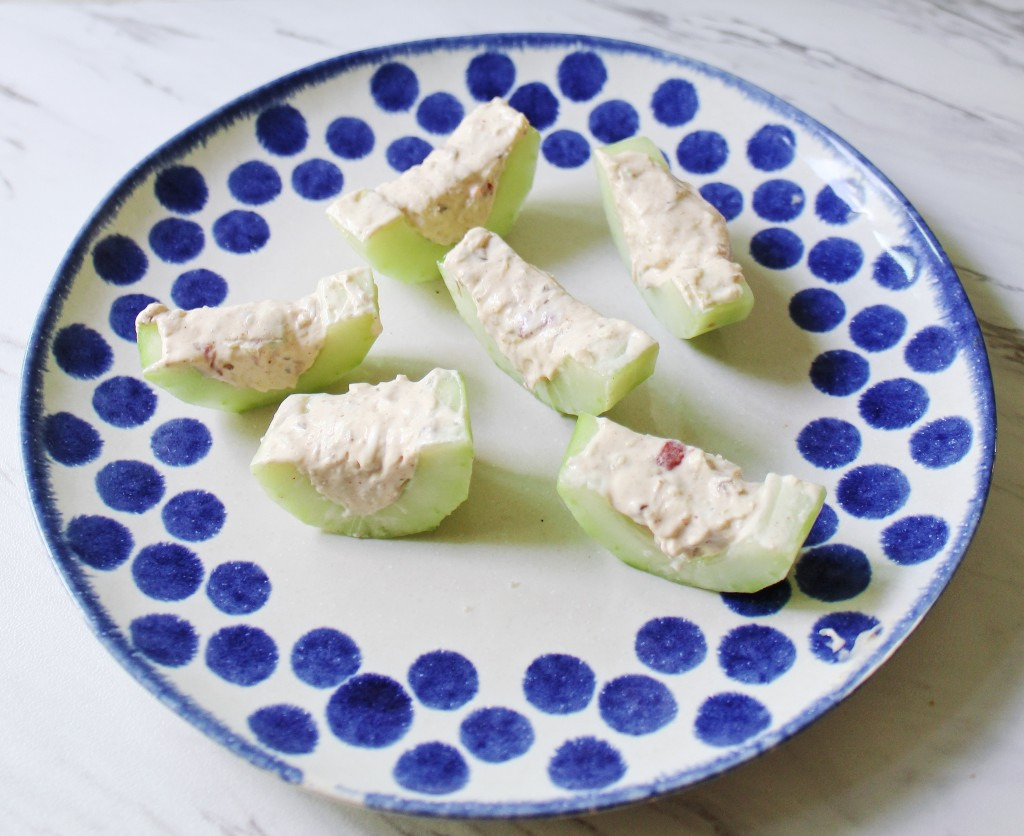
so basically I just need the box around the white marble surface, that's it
[2,0,1022,832]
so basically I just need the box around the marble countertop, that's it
[2,1,1022,833]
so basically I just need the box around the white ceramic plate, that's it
[21,34,995,817]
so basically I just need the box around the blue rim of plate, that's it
[20,33,996,818]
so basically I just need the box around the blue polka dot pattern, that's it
[171,268,227,309]
[558,51,607,101]
[721,580,792,617]
[109,293,158,341]
[155,165,208,214]
[52,324,113,379]
[132,542,203,601]
[408,650,478,710]
[718,625,796,684]
[291,159,343,200]
[804,503,839,547]
[206,625,278,686]
[809,349,870,396]
[66,515,133,570]
[149,218,204,264]
[797,417,861,470]
[150,418,212,466]
[43,412,102,466]
[248,704,318,755]
[905,325,958,372]
[676,130,728,174]
[808,237,863,283]
[882,515,949,565]
[837,464,910,519]
[371,63,419,112]
[386,136,432,173]
[850,304,907,352]
[256,104,308,155]
[509,82,559,131]
[910,416,973,468]
[523,654,595,714]
[750,227,804,270]
[327,673,413,747]
[130,613,198,667]
[599,675,677,735]
[796,544,872,602]
[699,182,743,220]
[228,161,282,205]
[815,185,855,224]
[859,378,929,430]
[394,742,469,795]
[542,129,590,168]
[695,693,771,746]
[810,612,880,663]
[873,247,919,290]
[92,376,157,428]
[548,737,625,790]
[326,116,375,159]
[752,179,805,222]
[746,124,796,171]
[162,489,226,542]
[460,707,534,763]
[292,628,361,688]
[92,234,148,285]
[416,92,464,134]
[96,459,164,513]
[466,52,516,101]
[206,561,270,615]
[634,616,707,674]
[651,78,698,126]
[589,100,639,144]
[212,210,269,254]
[789,288,845,332]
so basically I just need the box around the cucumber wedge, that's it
[557,414,825,593]
[136,269,381,413]
[326,98,540,284]
[594,136,754,339]
[250,369,472,538]
[439,227,658,416]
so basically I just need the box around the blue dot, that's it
[752,179,805,222]
[207,561,270,615]
[162,489,226,542]
[677,130,728,174]
[859,378,929,429]
[154,165,208,214]
[52,324,113,379]
[809,349,870,396]
[206,625,278,686]
[694,693,771,747]
[599,675,677,735]
[256,104,308,156]
[325,116,375,159]
[881,515,950,565]
[747,124,796,171]
[873,246,920,290]
[460,707,534,763]
[589,100,639,144]
[548,737,625,790]
[558,51,607,101]
[394,742,469,795]
[837,464,910,519]
[291,159,343,200]
[750,227,804,270]
[109,293,158,341]
[66,514,133,570]
[815,185,855,224]
[651,78,699,126]
[808,237,863,283]
[149,218,204,264]
[93,376,157,428]
[789,288,845,332]
[371,62,419,112]
[804,503,839,547]
[213,210,269,254]
[292,628,361,689]
[718,625,796,685]
[508,82,559,131]
[634,616,707,674]
[93,234,148,285]
[132,542,203,601]
[171,268,227,309]
[466,52,516,101]
[542,129,590,168]
[797,544,872,602]
[326,673,413,748]
[523,654,595,714]
[248,705,318,755]
[96,459,164,513]
[850,304,907,351]
[910,416,973,468]
[43,412,102,466]
[905,325,958,373]
[797,417,861,469]
[130,613,198,667]
[150,417,212,466]
[408,650,478,710]
[227,160,281,205]
[416,92,464,134]
[810,611,880,663]
[699,183,743,221]
[386,136,433,173]
[721,580,792,617]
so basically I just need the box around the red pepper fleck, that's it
[656,440,686,470]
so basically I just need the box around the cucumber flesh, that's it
[557,414,825,593]
[439,227,658,416]
[136,269,381,413]
[250,369,473,538]
[595,136,754,339]
[326,98,540,284]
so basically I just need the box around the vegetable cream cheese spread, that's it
[442,227,657,389]
[560,416,770,561]
[594,148,745,311]
[327,98,531,246]
[252,369,468,516]
[136,270,379,392]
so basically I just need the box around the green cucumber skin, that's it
[595,136,755,340]
[557,414,826,593]
[331,127,541,284]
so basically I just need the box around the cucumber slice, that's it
[250,368,473,538]
[557,414,825,593]
[136,268,381,413]
[439,227,658,416]
[594,136,754,339]
[326,98,540,284]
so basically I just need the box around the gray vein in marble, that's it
[979,317,1024,370]
[273,26,335,48]
[87,9,200,45]
[957,262,1023,297]
[0,82,37,107]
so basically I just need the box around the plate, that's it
[21,34,995,817]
